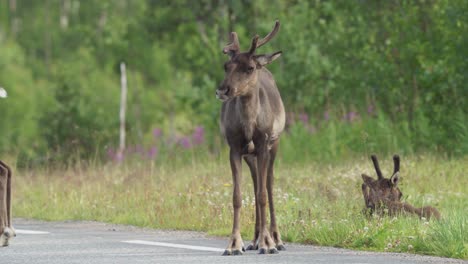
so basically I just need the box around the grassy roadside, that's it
[12,154,467,259]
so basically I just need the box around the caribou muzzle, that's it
[216,85,231,101]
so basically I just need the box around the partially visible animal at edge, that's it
[216,20,286,255]
[361,154,441,220]
[0,160,15,246]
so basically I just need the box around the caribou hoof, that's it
[246,244,258,251]
[277,244,286,251]
[222,249,231,256]
[259,247,279,254]
[0,227,14,247]
[3,227,14,238]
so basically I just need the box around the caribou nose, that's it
[216,85,231,97]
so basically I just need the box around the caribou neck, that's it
[237,83,260,143]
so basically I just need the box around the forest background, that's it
[0,0,466,164]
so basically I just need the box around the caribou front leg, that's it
[0,161,14,247]
[223,149,245,256]
[6,162,14,237]
[256,138,278,254]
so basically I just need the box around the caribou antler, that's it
[393,155,400,174]
[257,20,280,49]
[249,20,279,54]
[248,35,259,54]
[371,155,384,180]
[226,20,281,57]
[249,20,280,55]
[223,32,240,57]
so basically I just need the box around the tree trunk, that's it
[118,62,128,158]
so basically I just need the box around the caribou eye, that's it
[246,66,255,74]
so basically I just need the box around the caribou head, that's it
[216,21,282,102]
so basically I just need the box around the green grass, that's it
[12,154,467,259]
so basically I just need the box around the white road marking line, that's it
[122,240,225,252]
[15,229,50,235]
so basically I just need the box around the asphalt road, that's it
[1,219,465,264]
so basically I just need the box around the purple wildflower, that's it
[153,128,162,139]
[147,146,158,159]
[192,126,205,145]
[178,137,192,149]
[347,111,359,122]
[115,151,125,162]
[323,111,330,121]
[367,105,376,116]
[298,112,309,125]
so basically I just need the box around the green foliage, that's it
[0,0,467,163]
[39,48,120,163]
[418,210,467,259]
[279,111,416,163]
[0,41,46,158]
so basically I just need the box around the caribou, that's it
[0,160,15,246]
[216,20,286,255]
[361,155,441,220]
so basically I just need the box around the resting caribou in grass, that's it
[216,20,286,255]
[0,160,15,246]
[361,155,441,220]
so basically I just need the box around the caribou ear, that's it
[361,174,375,185]
[390,172,400,187]
[254,51,282,67]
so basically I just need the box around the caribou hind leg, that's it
[256,137,278,254]
[267,140,285,250]
[244,155,259,250]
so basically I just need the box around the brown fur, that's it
[361,155,441,220]
[216,21,286,255]
[0,160,15,246]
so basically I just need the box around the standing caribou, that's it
[0,160,14,246]
[216,20,286,255]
